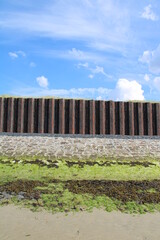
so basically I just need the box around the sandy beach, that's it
[0,205,160,240]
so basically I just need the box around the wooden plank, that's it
[0,98,4,132]
[100,101,105,135]
[90,100,95,135]
[69,99,75,134]
[59,99,65,134]
[156,103,160,136]
[129,102,134,136]
[147,103,153,136]
[28,98,34,133]
[38,98,45,133]
[7,97,14,132]
[79,100,85,134]
[138,103,144,136]
[109,101,115,135]
[119,102,125,135]
[17,98,24,133]
[48,99,55,134]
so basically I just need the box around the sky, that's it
[0,0,160,101]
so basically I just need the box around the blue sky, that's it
[1,0,160,101]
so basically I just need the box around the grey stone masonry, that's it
[0,133,160,159]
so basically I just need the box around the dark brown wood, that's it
[59,99,65,134]
[79,100,85,134]
[17,98,24,133]
[109,101,115,135]
[129,102,134,136]
[156,103,160,136]
[28,98,34,133]
[0,98,4,132]
[147,103,153,136]
[100,101,105,135]
[0,97,160,136]
[38,98,45,133]
[69,99,75,134]
[7,98,14,132]
[119,102,125,135]
[48,99,55,134]
[90,100,95,135]
[138,103,144,136]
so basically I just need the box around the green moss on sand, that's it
[1,156,160,214]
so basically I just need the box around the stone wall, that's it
[0,133,160,159]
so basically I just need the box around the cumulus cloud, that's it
[141,5,158,21]
[111,78,145,101]
[139,45,160,74]
[11,78,145,101]
[8,52,18,59]
[36,76,48,88]
[8,50,26,59]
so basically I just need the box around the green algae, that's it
[1,156,160,214]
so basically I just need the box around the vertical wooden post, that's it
[90,100,95,135]
[110,101,115,135]
[28,98,34,133]
[100,101,105,135]
[59,99,65,134]
[17,98,24,133]
[79,100,85,134]
[48,99,55,134]
[7,98,14,132]
[156,103,160,136]
[69,99,75,134]
[147,103,153,136]
[38,98,45,133]
[0,98,4,132]
[119,102,125,135]
[138,103,144,136]
[129,102,134,136]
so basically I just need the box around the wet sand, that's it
[1,205,160,240]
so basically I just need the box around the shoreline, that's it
[1,205,160,240]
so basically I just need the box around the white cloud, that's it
[139,45,160,74]
[36,76,48,88]
[11,86,111,100]
[8,52,18,59]
[30,62,36,67]
[144,74,150,82]
[96,96,102,100]
[11,78,145,101]
[0,1,131,52]
[78,62,111,79]
[67,48,104,62]
[17,50,26,57]
[8,50,26,59]
[37,48,105,63]
[77,62,89,68]
[91,66,107,76]
[111,78,145,101]
[153,77,160,91]
[139,50,152,64]
[88,74,94,79]
[141,5,158,21]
